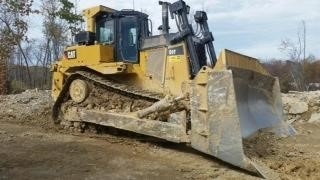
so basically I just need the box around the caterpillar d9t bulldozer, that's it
[52,0,294,177]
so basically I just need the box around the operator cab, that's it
[75,9,150,63]
[75,1,216,76]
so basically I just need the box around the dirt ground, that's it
[0,91,320,179]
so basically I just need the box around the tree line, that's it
[268,20,319,92]
[264,56,320,93]
[0,0,82,93]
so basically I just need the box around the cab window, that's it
[96,19,114,44]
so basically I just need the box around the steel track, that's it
[52,71,164,123]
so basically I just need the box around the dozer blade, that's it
[190,49,295,176]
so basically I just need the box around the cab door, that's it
[117,16,139,63]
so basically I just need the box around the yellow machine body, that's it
[53,44,271,100]
[52,42,192,100]
[51,3,295,178]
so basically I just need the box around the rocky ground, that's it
[0,90,319,179]
[283,91,320,124]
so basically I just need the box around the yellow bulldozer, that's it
[51,0,294,177]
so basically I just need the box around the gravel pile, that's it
[0,89,52,122]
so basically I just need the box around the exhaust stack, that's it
[159,1,170,35]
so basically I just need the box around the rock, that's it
[308,98,320,106]
[73,122,81,128]
[286,152,296,157]
[311,106,319,111]
[288,118,298,124]
[308,113,320,123]
[18,97,32,104]
[289,102,308,114]
[86,104,94,109]
[22,132,30,137]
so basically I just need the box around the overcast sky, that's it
[30,0,320,60]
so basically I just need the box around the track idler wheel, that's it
[69,79,89,103]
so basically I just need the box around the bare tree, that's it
[1,0,83,92]
[0,0,36,92]
[35,0,83,89]
[279,20,307,91]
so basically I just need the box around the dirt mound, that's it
[244,90,320,179]
[246,123,320,179]
[0,89,52,126]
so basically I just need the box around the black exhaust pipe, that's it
[159,1,170,35]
